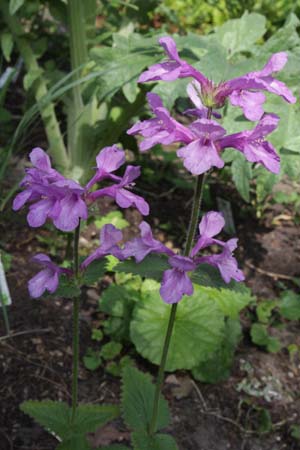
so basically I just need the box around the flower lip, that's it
[169,254,196,272]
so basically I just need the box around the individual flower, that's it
[122,212,244,304]
[219,113,280,174]
[88,165,149,216]
[28,253,69,298]
[184,81,222,119]
[138,37,296,120]
[85,145,125,190]
[122,221,173,262]
[177,119,226,175]
[127,93,193,152]
[13,148,88,232]
[81,224,124,269]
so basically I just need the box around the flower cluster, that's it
[128,37,296,175]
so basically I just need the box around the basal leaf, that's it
[122,366,170,433]
[132,430,178,450]
[75,404,119,433]
[279,291,300,320]
[130,284,224,371]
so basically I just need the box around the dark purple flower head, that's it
[177,119,226,175]
[81,224,124,269]
[138,37,296,119]
[28,253,68,298]
[85,145,125,190]
[220,113,280,173]
[13,148,88,232]
[89,165,149,216]
[122,221,173,262]
[127,93,193,152]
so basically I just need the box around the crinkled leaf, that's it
[279,291,300,320]
[130,284,224,371]
[122,366,170,433]
[95,211,129,230]
[83,259,107,285]
[251,323,281,353]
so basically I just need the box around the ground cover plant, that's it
[1,3,300,450]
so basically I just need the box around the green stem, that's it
[0,2,69,172]
[71,222,81,423]
[148,174,207,435]
[0,294,10,336]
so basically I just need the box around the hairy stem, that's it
[148,170,208,436]
[71,222,81,423]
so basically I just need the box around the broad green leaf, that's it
[191,263,246,293]
[152,78,188,110]
[75,404,119,433]
[130,284,224,371]
[122,366,170,433]
[57,435,91,450]
[83,349,102,371]
[20,401,70,438]
[132,430,179,450]
[100,341,122,360]
[115,255,169,281]
[9,0,25,15]
[279,291,300,320]
[95,211,129,230]
[256,14,300,55]
[55,275,81,298]
[257,300,278,324]
[1,33,13,62]
[206,286,253,319]
[192,319,241,383]
[83,259,107,285]
[214,12,266,56]
[231,154,252,202]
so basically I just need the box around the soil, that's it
[1,175,300,450]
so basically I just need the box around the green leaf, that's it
[83,349,102,371]
[191,264,247,293]
[214,12,266,56]
[20,401,70,438]
[95,211,129,230]
[100,446,131,450]
[130,284,224,371]
[83,259,107,285]
[1,33,13,62]
[206,286,253,319]
[231,154,252,202]
[192,319,241,383]
[9,0,25,15]
[23,68,44,91]
[122,366,170,433]
[257,300,278,324]
[57,435,91,450]
[279,291,300,320]
[115,255,169,281]
[75,404,120,433]
[251,323,281,353]
[55,275,81,298]
[100,341,122,360]
[132,430,178,450]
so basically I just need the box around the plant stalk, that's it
[71,221,81,423]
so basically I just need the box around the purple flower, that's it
[13,148,88,232]
[89,165,149,216]
[177,119,226,175]
[28,253,67,298]
[185,81,222,119]
[85,145,125,190]
[81,224,124,269]
[122,212,244,304]
[220,114,280,173]
[138,37,206,84]
[122,221,173,262]
[127,93,193,152]
[138,37,296,119]
[160,255,196,304]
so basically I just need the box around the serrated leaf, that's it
[130,285,224,371]
[206,286,253,319]
[122,366,170,433]
[191,263,246,292]
[115,255,169,281]
[57,435,91,450]
[9,0,25,15]
[55,275,81,298]
[75,404,119,433]
[132,430,178,450]
[20,400,70,438]
[100,341,122,360]
[83,259,107,285]
[231,155,252,202]
[1,33,13,62]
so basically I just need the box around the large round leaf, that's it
[130,284,225,371]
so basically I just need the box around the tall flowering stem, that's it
[148,107,210,434]
[71,220,81,423]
